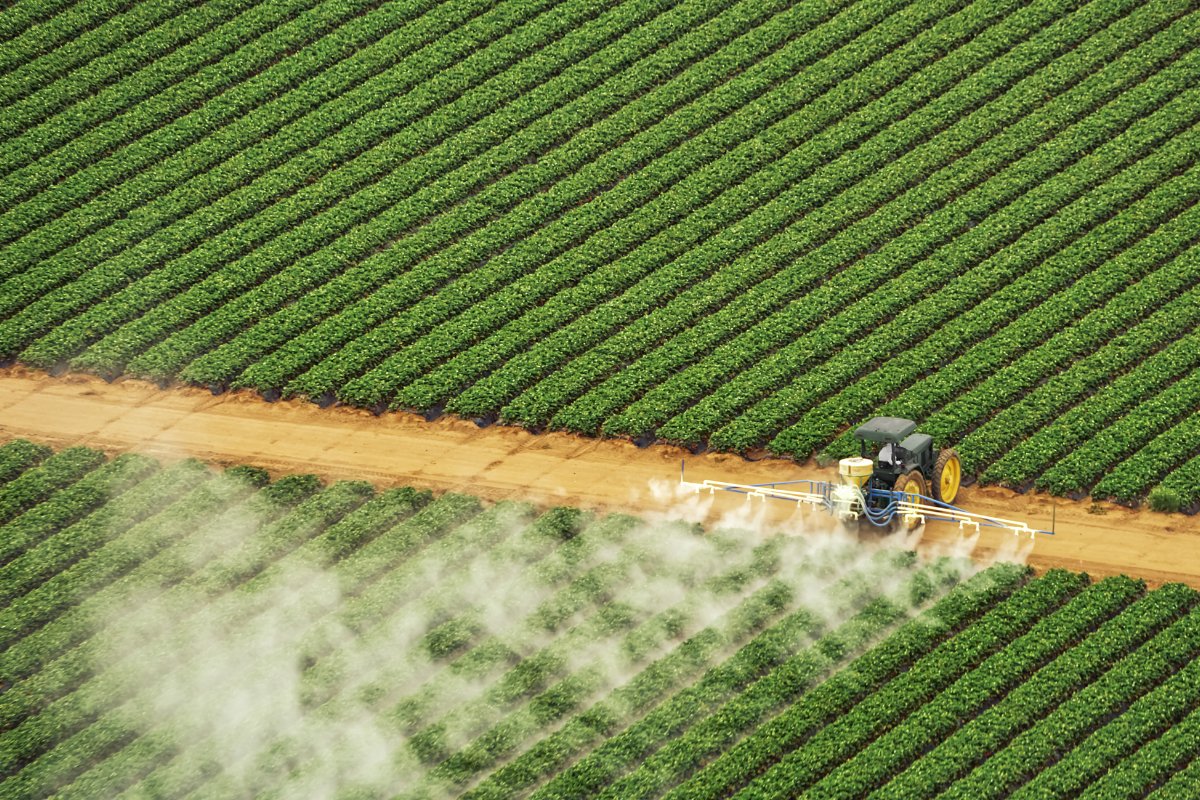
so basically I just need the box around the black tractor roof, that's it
[854,417,918,444]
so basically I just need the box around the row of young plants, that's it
[190,0,894,397]
[1007,607,1200,798]
[590,567,976,800]
[0,477,376,784]
[454,0,1099,426]
[0,439,51,486]
[164,0,772,388]
[131,0,914,391]
[217,0,940,402]
[1157,453,1200,511]
[0,467,302,731]
[178,0,810,392]
[0,0,85,57]
[0,0,463,264]
[733,574,1138,799]
[928,583,1196,799]
[727,111,1200,459]
[0,446,105,529]
[523,556,970,800]
[39,0,714,376]
[0,0,239,131]
[327,0,1066,412]
[0,455,186,604]
[930,235,1200,486]
[348,0,1049,413]
[444,0,1180,424]
[539,0,1188,438]
[647,53,1200,448]
[337,553,789,799]
[990,346,1200,496]
[0,453,157,570]
[804,579,1192,799]
[0,0,337,193]
[1043,371,1200,496]
[1079,701,1200,799]
[971,245,1200,488]
[0,0,535,324]
[27,483,443,800]
[871,579,1193,799]
[130,505,624,799]
[661,563,1047,800]
[77,496,508,800]
[928,236,1200,478]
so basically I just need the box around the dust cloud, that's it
[90,479,1008,799]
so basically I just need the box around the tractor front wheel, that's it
[934,449,962,504]
[894,470,927,531]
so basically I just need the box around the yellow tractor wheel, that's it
[895,470,927,531]
[934,448,962,504]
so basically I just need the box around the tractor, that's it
[682,416,1049,538]
[842,416,962,504]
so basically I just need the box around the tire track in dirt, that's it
[1,367,1197,587]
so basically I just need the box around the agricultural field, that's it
[1,0,1199,505]
[3,441,1200,799]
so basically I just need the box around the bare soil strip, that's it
[1,367,1197,587]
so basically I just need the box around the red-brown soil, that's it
[2,367,1197,588]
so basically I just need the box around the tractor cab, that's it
[845,416,962,504]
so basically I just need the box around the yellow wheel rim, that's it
[897,474,922,530]
[940,456,961,504]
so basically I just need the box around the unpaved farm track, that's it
[2,368,1198,588]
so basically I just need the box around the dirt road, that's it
[2,368,1197,587]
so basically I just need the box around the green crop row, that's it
[664,563,1038,800]
[811,581,1195,799]
[879,578,1190,799]
[549,0,1186,439]
[0,454,167,598]
[1091,408,1200,502]
[1008,605,1200,798]
[0,0,128,76]
[738,112,1200,459]
[49,0,678,377]
[932,583,1196,799]
[1157,453,1200,510]
[0,0,343,194]
[0,0,565,328]
[648,45,1200,449]
[401,537,818,796]
[526,558,965,800]
[734,573,1129,799]
[360,0,1040,413]
[0,478,375,793]
[0,446,105,529]
[186,0,836,392]
[0,439,52,487]
[1039,368,1200,495]
[331,0,1025,412]
[458,573,813,800]
[243,0,921,403]
[464,0,1185,428]
[1080,702,1200,798]
[940,257,1200,479]
[0,0,494,324]
[0,0,229,122]
[136,0,897,390]
[207,0,867,396]
[0,0,457,264]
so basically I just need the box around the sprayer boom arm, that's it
[680,470,1051,538]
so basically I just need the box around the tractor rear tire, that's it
[934,449,962,504]
[895,470,927,531]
